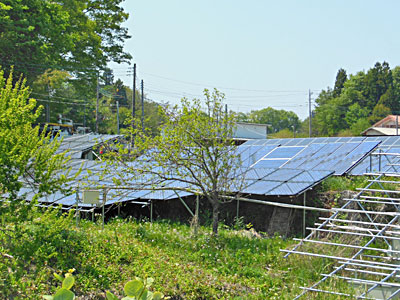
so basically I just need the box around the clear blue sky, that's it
[110,0,400,120]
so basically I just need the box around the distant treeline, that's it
[239,62,400,138]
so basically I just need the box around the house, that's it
[361,115,400,136]
[233,122,269,141]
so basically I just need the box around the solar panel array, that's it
[14,134,392,209]
[239,139,380,175]
[56,134,121,158]
[243,136,400,175]
[21,158,333,208]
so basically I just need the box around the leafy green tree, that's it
[344,103,369,127]
[107,89,244,235]
[0,70,68,210]
[333,68,347,97]
[350,118,370,136]
[245,107,300,133]
[369,103,391,124]
[0,0,131,83]
[314,95,351,136]
[363,61,393,110]
[312,62,400,136]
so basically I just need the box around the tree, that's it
[0,69,69,212]
[245,107,301,133]
[369,104,391,124]
[350,118,370,136]
[107,89,244,235]
[363,62,393,110]
[333,68,347,97]
[344,103,369,127]
[0,0,131,83]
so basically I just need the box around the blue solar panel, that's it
[269,182,310,196]
[242,180,281,194]
[263,168,303,182]
[263,146,305,159]
[334,141,380,175]
[241,168,276,180]
[381,136,400,146]
[253,159,288,168]
[283,143,326,168]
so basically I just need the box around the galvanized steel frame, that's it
[282,151,400,299]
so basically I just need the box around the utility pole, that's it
[116,100,120,134]
[131,63,136,147]
[46,84,50,123]
[96,72,99,133]
[141,79,144,131]
[308,89,312,138]
[83,101,86,127]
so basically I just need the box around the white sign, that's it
[82,190,100,204]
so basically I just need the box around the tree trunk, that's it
[212,203,219,235]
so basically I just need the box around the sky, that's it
[110,0,400,120]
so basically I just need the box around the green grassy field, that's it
[0,207,353,299]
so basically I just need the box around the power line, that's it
[140,71,315,93]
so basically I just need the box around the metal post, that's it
[75,191,79,227]
[83,102,86,127]
[303,192,306,237]
[236,198,240,220]
[131,63,136,148]
[141,79,144,131]
[397,115,399,136]
[370,153,372,172]
[150,200,153,223]
[309,89,312,137]
[116,100,120,134]
[379,149,382,172]
[195,195,199,235]
[96,72,99,133]
[196,195,199,219]
[102,189,107,230]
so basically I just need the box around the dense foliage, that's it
[106,89,244,235]
[0,69,68,207]
[237,107,301,135]
[0,0,131,82]
[0,0,133,132]
[238,62,400,137]
[313,62,400,136]
[0,208,352,299]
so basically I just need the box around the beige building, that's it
[362,115,400,136]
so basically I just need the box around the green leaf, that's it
[121,297,136,300]
[140,290,152,300]
[42,296,54,300]
[62,275,75,290]
[53,288,75,300]
[145,277,154,288]
[124,280,144,297]
[53,273,63,282]
[153,292,163,300]
[106,291,119,300]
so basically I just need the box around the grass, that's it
[0,207,354,299]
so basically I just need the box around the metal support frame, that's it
[283,151,400,299]
[150,200,153,223]
[303,192,306,237]
[174,191,195,217]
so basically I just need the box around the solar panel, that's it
[252,159,288,168]
[262,146,305,159]
[15,134,391,208]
